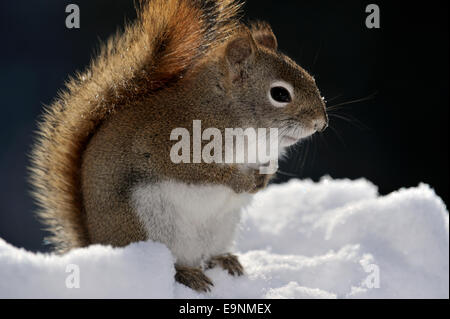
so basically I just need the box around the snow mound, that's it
[0,178,448,298]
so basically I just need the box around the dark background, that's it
[0,0,448,252]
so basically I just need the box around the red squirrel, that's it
[30,0,327,291]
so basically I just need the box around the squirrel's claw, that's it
[249,170,273,194]
[207,253,244,276]
[175,265,214,292]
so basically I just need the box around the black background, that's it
[0,0,448,252]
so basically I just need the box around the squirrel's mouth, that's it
[280,126,315,147]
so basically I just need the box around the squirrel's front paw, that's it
[207,253,244,276]
[175,265,213,292]
[249,170,272,194]
[227,166,272,194]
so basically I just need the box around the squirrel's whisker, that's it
[327,92,377,111]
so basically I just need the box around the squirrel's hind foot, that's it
[207,253,244,276]
[175,265,213,292]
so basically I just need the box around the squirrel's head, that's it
[207,23,328,148]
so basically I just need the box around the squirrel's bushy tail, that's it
[29,0,242,252]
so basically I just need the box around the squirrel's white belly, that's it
[131,181,253,266]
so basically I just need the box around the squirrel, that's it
[29,0,327,292]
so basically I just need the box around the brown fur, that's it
[30,0,328,292]
[29,0,243,252]
[30,0,327,277]
[249,21,278,50]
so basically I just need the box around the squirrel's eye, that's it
[268,80,294,108]
[270,87,291,103]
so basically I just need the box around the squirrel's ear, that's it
[225,31,257,66]
[249,21,278,50]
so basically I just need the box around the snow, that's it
[0,177,448,298]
